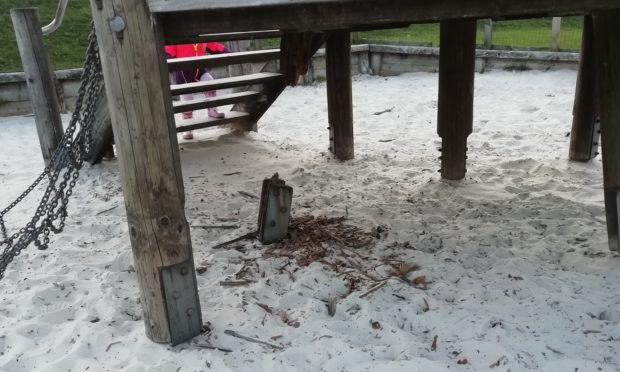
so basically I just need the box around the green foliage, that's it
[0,0,92,72]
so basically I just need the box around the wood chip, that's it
[327,296,337,317]
[256,303,273,315]
[370,319,381,330]
[431,335,438,351]
[359,280,387,298]
[219,280,253,287]
[422,298,430,312]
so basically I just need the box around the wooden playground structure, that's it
[9,0,620,345]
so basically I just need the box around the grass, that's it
[360,17,583,50]
[0,5,584,73]
[0,0,92,73]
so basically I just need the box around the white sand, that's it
[1,70,619,372]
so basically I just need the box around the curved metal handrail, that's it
[41,0,69,35]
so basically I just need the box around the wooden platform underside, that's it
[158,0,620,43]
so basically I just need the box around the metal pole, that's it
[41,0,69,35]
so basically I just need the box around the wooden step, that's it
[173,91,262,113]
[167,49,280,71]
[171,72,284,96]
[175,110,251,132]
[197,30,282,42]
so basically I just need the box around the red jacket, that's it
[165,43,226,59]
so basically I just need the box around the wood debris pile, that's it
[265,215,375,267]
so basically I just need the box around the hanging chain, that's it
[0,24,103,280]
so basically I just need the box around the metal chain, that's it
[0,24,103,280]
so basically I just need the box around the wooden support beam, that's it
[326,30,354,160]
[159,0,620,39]
[437,19,477,180]
[593,10,620,252]
[569,15,599,162]
[89,0,203,343]
[10,8,64,165]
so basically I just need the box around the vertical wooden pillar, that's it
[569,16,599,162]
[551,17,562,51]
[10,8,64,165]
[89,0,203,343]
[229,40,258,131]
[593,10,620,252]
[484,19,493,49]
[326,30,354,160]
[438,19,477,180]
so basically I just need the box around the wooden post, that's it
[89,0,203,343]
[437,19,477,180]
[484,19,493,49]
[569,15,599,162]
[326,30,354,160]
[10,8,64,165]
[551,17,562,52]
[593,10,620,252]
[551,17,562,51]
[228,40,258,131]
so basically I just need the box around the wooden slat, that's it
[171,73,283,96]
[175,111,251,132]
[161,0,620,39]
[168,30,283,45]
[173,91,262,113]
[167,49,280,71]
[149,0,350,12]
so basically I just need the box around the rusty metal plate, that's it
[258,174,293,244]
[160,259,203,345]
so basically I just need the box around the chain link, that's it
[0,24,103,280]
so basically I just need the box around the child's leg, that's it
[175,70,194,119]
[200,72,225,118]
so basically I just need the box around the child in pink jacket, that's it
[165,43,229,140]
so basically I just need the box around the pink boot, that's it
[208,108,225,119]
[182,131,194,140]
[182,112,193,120]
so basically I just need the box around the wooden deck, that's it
[156,0,620,42]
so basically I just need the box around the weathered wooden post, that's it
[10,8,64,165]
[551,17,562,51]
[89,0,203,343]
[437,19,477,180]
[326,30,354,160]
[569,15,599,162]
[593,10,620,252]
[484,19,493,49]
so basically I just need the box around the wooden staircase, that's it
[87,30,323,164]
[166,33,285,134]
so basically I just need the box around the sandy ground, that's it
[0,70,619,372]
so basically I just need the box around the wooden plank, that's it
[593,10,620,252]
[437,19,477,180]
[168,30,282,44]
[326,30,354,160]
[10,8,64,165]
[167,49,280,71]
[175,111,251,132]
[170,72,283,96]
[160,0,620,39]
[89,0,202,343]
[149,0,618,14]
[569,15,599,162]
[173,91,262,113]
